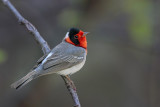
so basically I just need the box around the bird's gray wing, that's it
[37,54,48,64]
[41,41,85,72]
[32,54,49,69]
[42,54,84,72]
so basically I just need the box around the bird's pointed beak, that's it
[82,32,90,37]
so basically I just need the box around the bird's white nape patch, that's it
[62,32,69,41]
[65,32,69,38]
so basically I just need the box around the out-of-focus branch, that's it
[2,0,50,54]
[2,0,81,106]
[62,76,81,107]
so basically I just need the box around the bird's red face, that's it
[65,28,88,49]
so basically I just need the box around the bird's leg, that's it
[65,75,76,91]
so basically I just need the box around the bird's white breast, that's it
[57,58,86,76]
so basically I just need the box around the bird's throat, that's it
[65,37,87,49]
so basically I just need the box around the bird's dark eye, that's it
[74,35,78,39]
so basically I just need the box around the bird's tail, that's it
[11,70,37,90]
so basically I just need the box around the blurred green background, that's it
[0,0,160,107]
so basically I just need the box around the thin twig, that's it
[2,0,81,106]
[2,0,50,54]
[62,76,81,107]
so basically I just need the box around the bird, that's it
[11,28,89,90]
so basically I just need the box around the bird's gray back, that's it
[36,41,86,75]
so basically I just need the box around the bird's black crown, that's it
[68,28,80,45]
[69,28,80,36]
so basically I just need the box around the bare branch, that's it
[2,0,81,106]
[62,76,81,107]
[2,0,50,54]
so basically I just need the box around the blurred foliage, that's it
[0,49,7,64]
[57,8,80,28]
[0,0,160,107]
[125,0,153,47]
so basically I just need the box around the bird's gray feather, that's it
[37,41,86,74]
